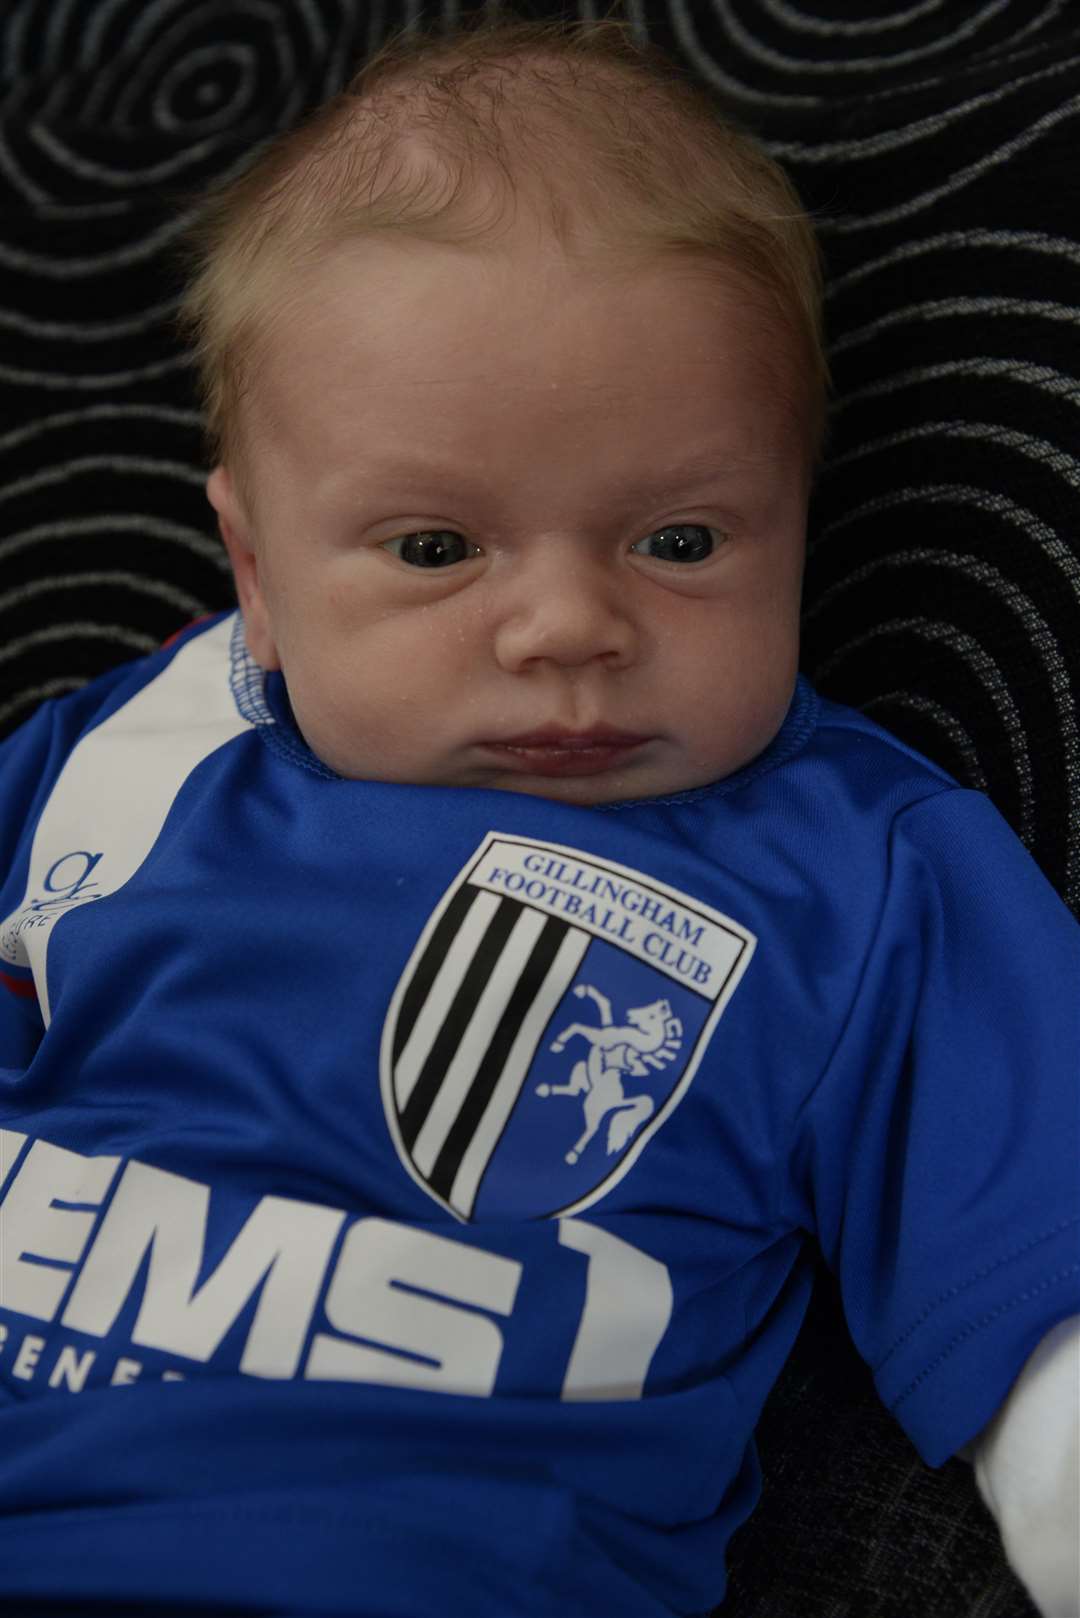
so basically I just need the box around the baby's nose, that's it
[492,545,637,673]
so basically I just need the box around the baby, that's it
[0,12,1076,1618]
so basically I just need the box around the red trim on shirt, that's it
[0,970,36,1000]
[160,613,217,652]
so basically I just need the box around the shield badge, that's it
[380,832,755,1222]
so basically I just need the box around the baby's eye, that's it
[381,531,478,568]
[630,525,719,564]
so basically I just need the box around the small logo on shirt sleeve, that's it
[1,851,104,966]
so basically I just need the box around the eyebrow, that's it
[357,451,767,498]
[624,454,774,495]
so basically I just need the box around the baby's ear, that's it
[206,466,281,671]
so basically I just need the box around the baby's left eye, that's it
[631,525,719,564]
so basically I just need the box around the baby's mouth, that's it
[479,727,651,776]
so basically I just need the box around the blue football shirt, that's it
[0,612,1076,1616]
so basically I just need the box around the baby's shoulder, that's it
[808,690,962,802]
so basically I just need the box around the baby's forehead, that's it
[233,233,815,488]
[254,230,800,364]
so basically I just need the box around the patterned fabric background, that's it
[1,3,1076,1615]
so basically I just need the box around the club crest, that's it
[380,833,755,1221]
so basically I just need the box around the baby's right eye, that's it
[381,531,479,568]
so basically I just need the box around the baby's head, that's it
[179,10,827,805]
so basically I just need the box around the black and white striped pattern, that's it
[389,882,588,1215]
[0,5,1070,1615]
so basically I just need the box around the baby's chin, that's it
[465,768,660,807]
[316,757,664,805]
[295,724,787,804]
[310,747,728,806]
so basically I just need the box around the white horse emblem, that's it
[536,984,684,1164]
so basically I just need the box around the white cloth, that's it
[968,1315,1080,1618]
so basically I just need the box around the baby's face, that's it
[210,238,811,804]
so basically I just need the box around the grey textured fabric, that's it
[0,3,1074,1614]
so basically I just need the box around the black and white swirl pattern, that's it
[0,0,376,734]
[659,0,1075,103]
[2,0,368,128]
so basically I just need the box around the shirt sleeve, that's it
[787,786,1080,1466]
[0,659,157,1065]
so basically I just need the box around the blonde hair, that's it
[176,5,828,496]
